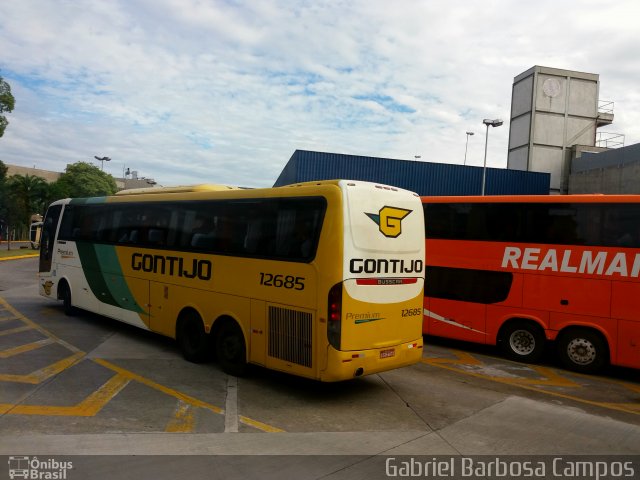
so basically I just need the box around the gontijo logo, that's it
[366,206,412,238]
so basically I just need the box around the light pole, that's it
[414,155,421,161]
[464,131,474,165]
[94,156,111,171]
[481,119,503,195]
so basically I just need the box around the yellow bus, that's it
[38,180,425,381]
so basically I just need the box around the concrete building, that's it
[5,164,62,183]
[507,66,614,194]
[569,142,640,194]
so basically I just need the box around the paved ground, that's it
[1,257,640,479]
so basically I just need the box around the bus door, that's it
[39,205,62,274]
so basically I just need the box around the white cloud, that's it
[1,0,640,187]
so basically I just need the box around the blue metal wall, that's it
[274,150,550,196]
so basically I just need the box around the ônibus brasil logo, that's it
[8,456,73,479]
[365,206,412,238]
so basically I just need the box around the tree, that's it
[0,76,15,138]
[4,174,49,247]
[50,161,117,199]
[0,159,7,243]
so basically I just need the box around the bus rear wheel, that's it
[499,321,545,363]
[215,320,248,377]
[177,311,210,363]
[557,329,607,374]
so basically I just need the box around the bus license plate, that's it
[380,348,395,359]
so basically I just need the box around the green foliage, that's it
[0,159,7,181]
[0,172,48,242]
[0,76,15,138]
[0,160,7,235]
[51,161,117,199]
[6,174,49,226]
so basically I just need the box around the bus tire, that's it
[215,320,248,377]
[58,281,75,316]
[177,311,210,363]
[557,328,608,374]
[499,320,545,363]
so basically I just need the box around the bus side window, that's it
[147,229,165,245]
[274,210,296,256]
[243,219,263,254]
[190,234,213,249]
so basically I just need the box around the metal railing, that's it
[598,100,614,115]
[596,131,625,148]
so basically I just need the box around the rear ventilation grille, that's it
[268,306,312,368]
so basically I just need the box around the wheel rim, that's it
[509,329,536,356]
[566,337,596,365]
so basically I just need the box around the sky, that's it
[1,0,639,188]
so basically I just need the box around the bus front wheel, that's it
[557,329,607,374]
[58,281,75,316]
[215,320,248,377]
[499,320,545,363]
[177,311,210,363]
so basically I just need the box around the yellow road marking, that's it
[0,297,82,353]
[423,352,640,416]
[569,372,640,396]
[239,416,285,433]
[0,254,39,262]
[425,352,578,387]
[0,351,85,384]
[165,400,196,432]
[509,366,580,388]
[0,373,130,416]
[0,298,284,432]
[425,350,483,366]
[0,325,32,336]
[95,359,284,432]
[598,403,640,413]
[94,358,224,415]
[0,338,55,358]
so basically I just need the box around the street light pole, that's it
[481,119,503,195]
[94,156,111,171]
[464,131,474,165]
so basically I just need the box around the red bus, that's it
[421,195,640,373]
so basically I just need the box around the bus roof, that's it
[115,184,241,195]
[46,180,417,206]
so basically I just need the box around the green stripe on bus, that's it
[94,244,146,314]
[75,243,145,314]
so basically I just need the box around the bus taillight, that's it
[328,282,342,350]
